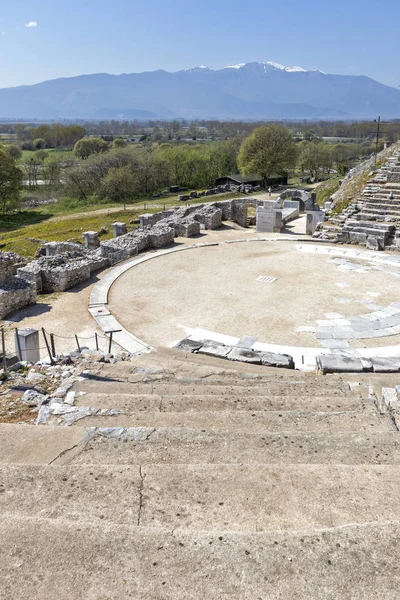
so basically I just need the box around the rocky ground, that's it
[0,348,132,425]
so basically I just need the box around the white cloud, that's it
[25,21,37,28]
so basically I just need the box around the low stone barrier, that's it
[174,338,295,369]
[317,354,400,374]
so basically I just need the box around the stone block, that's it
[227,347,262,364]
[140,214,157,228]
[149,225,175,248]
[306,211,325,235]
[173,339,204,353]
[14,328,40,363]
[370,357,400,373]
[260,352,294,369]
[197,340,232,359]
[112,222,128,237]
[83,231,100,250]
[256,207,282,233]
[194,207,223,230]
[366,236,385,251]
[173,220,201,237]
[316,354,367,374]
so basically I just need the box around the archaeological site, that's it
[1,142,400,599]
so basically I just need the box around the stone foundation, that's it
[0,276,36,319]
[39,257,91,292]
[0,252,20,285]
[173,220,201,237]
[149,225,175,248]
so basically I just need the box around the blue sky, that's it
[0,0,399,89]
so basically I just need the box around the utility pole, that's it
[374,116,381,169]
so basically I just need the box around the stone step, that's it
[355,214,400,223]
[84,361,329,384]
[56,428,400,466]
[76,392,369,412]
[1,464,400,533]
[364,198,400,206]
[73,380,351,397]
[362,207,400,215]
[65,409,390,435]
[344,220,394,231]
[0,424,87,465]
[343,226,392,237]
[2,515,400,599]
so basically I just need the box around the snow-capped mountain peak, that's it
[222,63,246,70]
[222,61,310,73]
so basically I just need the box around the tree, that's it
[99,165,136,210]
[33,138,46,150]
[238,125,297,184]
[24,157,41,188]
[34,150,49,162]
[112,138,127,149]
[298,141,332,181]
[0,148,23,215]
[6,145,22,160]
[42,158,62,189]
[73,137,109,159]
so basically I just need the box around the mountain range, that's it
[1,61,400,121]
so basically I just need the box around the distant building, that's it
[215,173,288,188]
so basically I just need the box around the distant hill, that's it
[1,61,400,120]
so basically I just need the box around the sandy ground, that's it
[109,236,400,349]
[1,273,107,359]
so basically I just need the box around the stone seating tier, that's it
[2,349,400,598]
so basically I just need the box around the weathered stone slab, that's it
[197,341,232,359]
[317,354,368,374]
[370,357,400,373]
[227,347,262,364]
[236,336,257,349]
[173,339,204,353]
[260,352,294,369]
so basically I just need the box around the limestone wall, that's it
[0,276,36,319]
[149,225,175,248]
[39,258,91,293]
[0,252,20,285]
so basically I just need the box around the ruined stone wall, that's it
[0,277,36,319]
[173,220,201,237]
[39,258,91,293]
[45,242,84,256]
[149,225,175,248]
[140,210,175,228]
[0,252,20,285]
[17,263,43,293]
